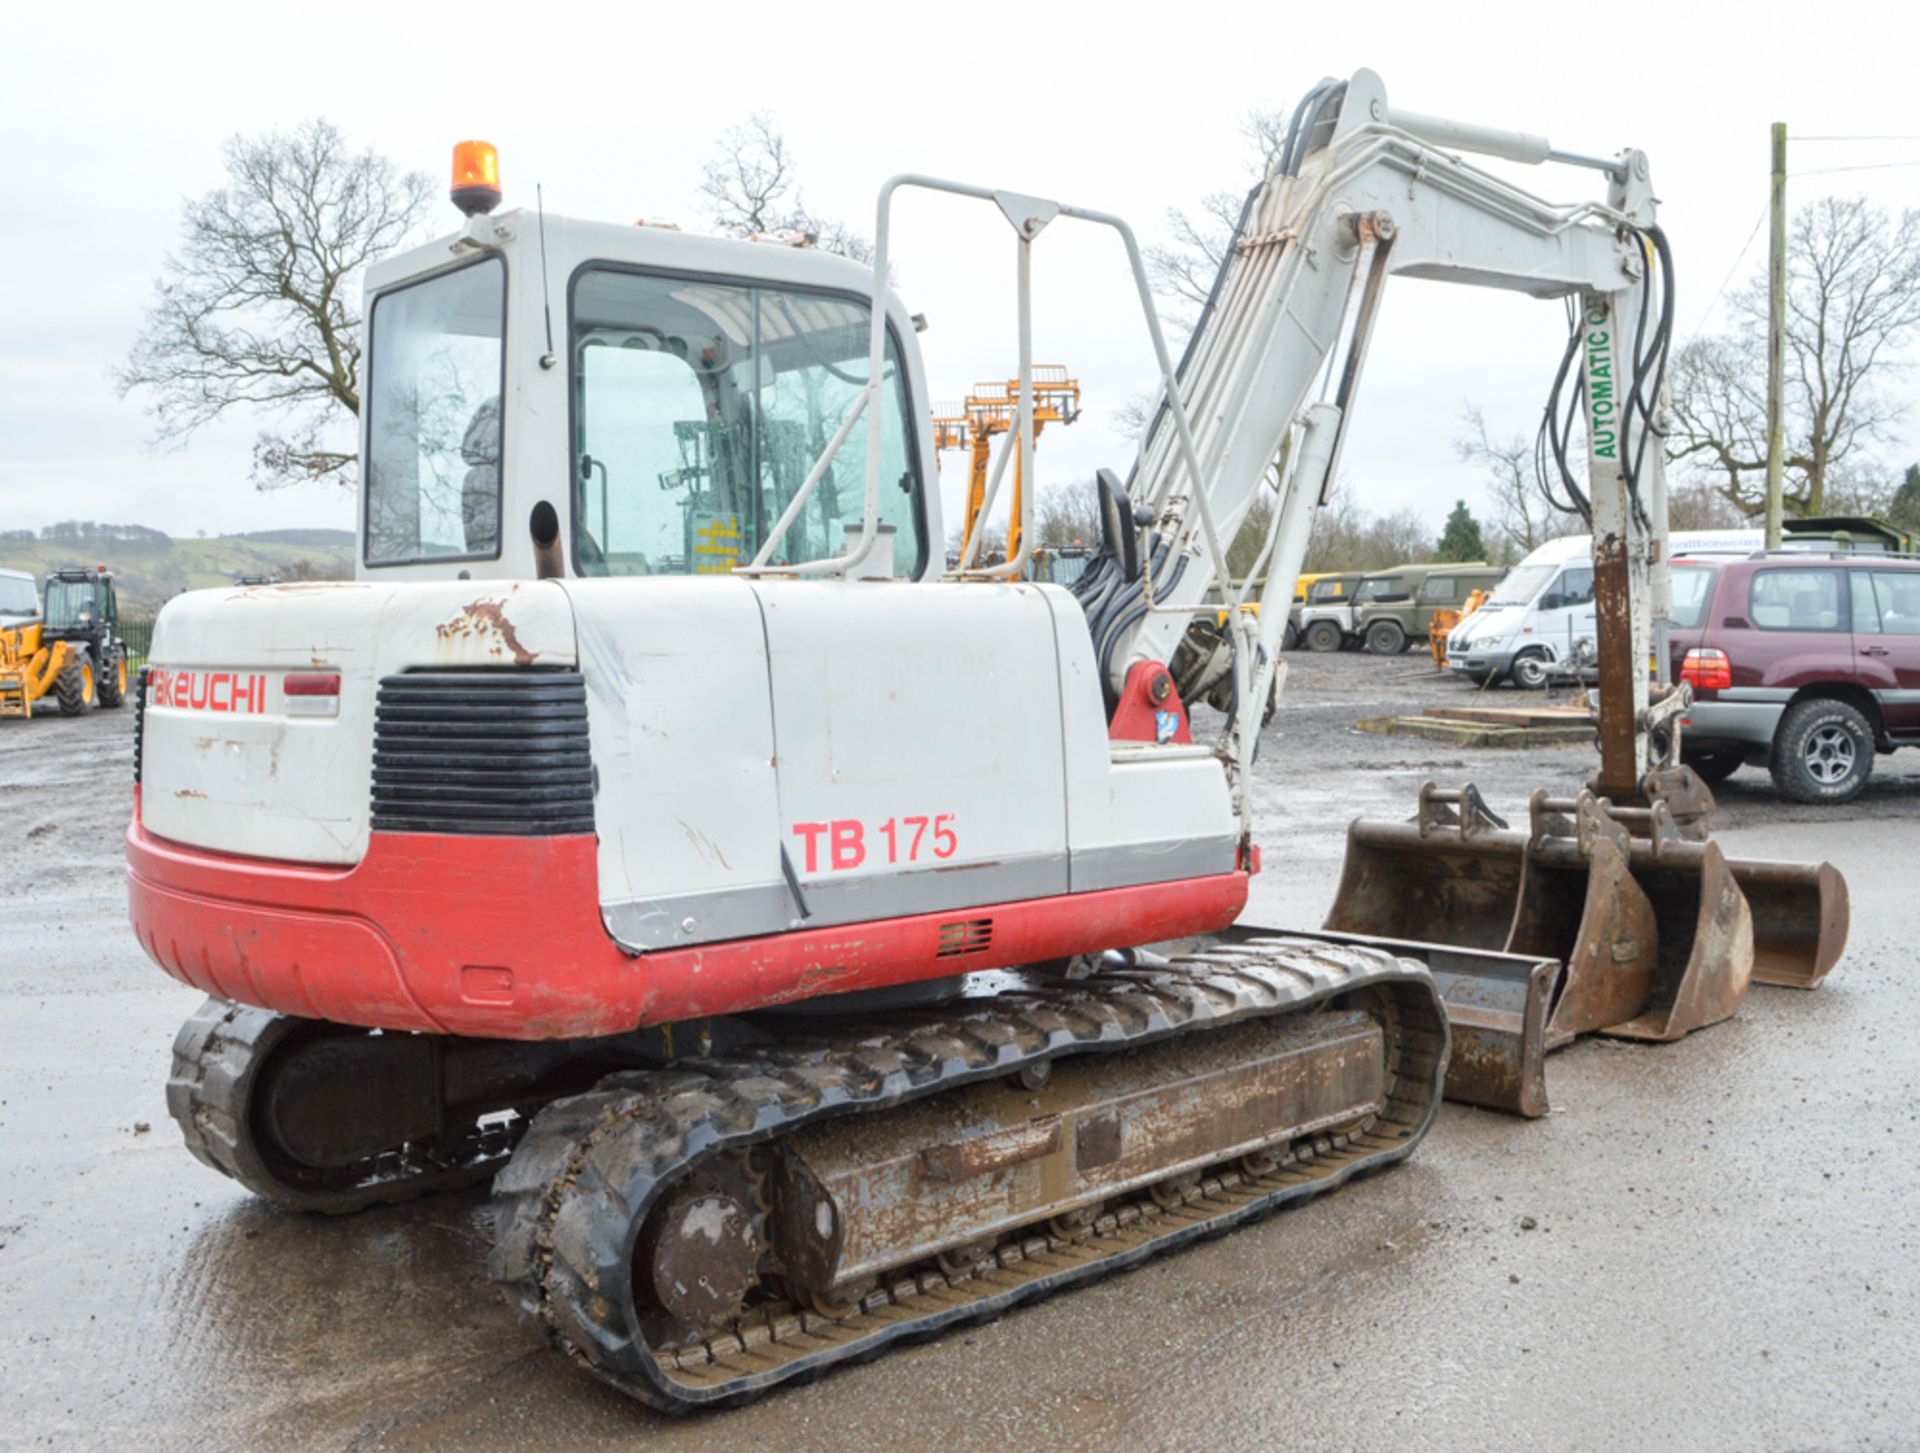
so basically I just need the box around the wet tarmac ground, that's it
[3,652,1916,1450]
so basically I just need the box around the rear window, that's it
[1668,565,1714,629]
[1749,567,1845,632]
[1864,570,1920,635]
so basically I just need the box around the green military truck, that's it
[1353,562,1505,655]
[1288,572,1366,651]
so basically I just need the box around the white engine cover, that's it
[139,577,1238,950]
[567,577,1238,950]
[140,581,576,865]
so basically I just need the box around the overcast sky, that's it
[5,1,1919,543]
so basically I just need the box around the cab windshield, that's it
[569,267,925,577]
[364,258,506,565]
[1489,564,1554,606]
[42,578,98,629]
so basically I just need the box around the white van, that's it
[1446,529,1764,687]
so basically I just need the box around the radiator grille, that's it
[371,671,595,836]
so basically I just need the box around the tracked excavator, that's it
[130,73,1845,1410]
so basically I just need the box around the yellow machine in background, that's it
[934,366,1081,560]
[0,617,72,718]
[1428,586,1489,669]
[0,566,125,718]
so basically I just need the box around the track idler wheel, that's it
[634,1153,770,1343]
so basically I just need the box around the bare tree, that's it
[1669,195,1920,517]
[1454,403,1581,559]
[697,113,870,263]
[1143,191,1245,323]
[1034,479,1102,548]
[1299,479,1436,573]
[117,119,432,490]
[1666,477,1750,532]
[1142,110,1285,333]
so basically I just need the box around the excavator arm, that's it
[1101,69,1675,810]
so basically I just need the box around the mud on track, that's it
[2,655,1915,1450]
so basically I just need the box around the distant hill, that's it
[0,523,354,613]
[233,528,356,548]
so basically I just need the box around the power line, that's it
[1791,160,1920,177]
[1790,133,1920,142]
[1684,199,1769,344]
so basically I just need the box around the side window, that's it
[1749,568,1845,632]
[1667,565,1715,629]
[1417,576,1455,605]
[1871,571,1920,635]
[1557,567,1594,609]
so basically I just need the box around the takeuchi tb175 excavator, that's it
[128,71,1846,1410]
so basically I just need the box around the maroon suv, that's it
[1668,552,1920,803]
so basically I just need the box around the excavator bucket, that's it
[1593,836,1752,1042]
[1724,857,1849,989]
[1322,783,1816,1113]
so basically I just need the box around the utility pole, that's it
[1763,122,1787,549]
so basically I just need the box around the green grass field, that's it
[0,530,353,614]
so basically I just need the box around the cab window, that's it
[1749,568,1845,631]
[364,257,506,565]
[570,268,925,577]
[1356,575,1405,603]
[1543,567,1594,610]
[43,578,98,629]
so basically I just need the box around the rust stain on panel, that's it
[436,599,536,666]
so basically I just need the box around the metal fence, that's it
[121,617,155,671]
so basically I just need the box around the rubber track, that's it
[488,935,1448,1411]
[167,996,515,1215]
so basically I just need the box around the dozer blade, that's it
[1243,926,1559,1118]
[1325,783,1774,1110]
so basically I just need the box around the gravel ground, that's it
[1,652,1915,1451]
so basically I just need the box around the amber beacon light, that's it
[451,140,502,216]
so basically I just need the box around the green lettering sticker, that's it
[1585,313,1616,456]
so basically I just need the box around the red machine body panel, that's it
[127,791,1250,1041]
